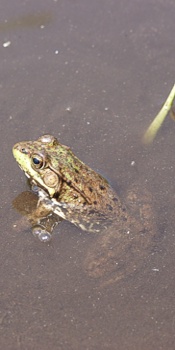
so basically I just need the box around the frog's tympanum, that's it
[13,135,157,284]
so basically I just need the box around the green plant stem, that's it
[143,84,175,144]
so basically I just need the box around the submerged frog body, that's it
[13,135,126,235]
[13,135,156,284]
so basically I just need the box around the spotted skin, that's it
[13,134,157,284]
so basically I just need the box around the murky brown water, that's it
[1,0,175,349]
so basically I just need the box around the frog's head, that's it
[13,134,110,208]
[13,135,63,197]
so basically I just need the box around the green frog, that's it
[13,135,157,284]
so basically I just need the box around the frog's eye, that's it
[31,154,45,169]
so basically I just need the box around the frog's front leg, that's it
[27,186,63,242]
[28,199,63,242]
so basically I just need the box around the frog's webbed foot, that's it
[125,183,156,235]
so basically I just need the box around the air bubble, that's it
[32,226,52,242]
[38,231,52,242]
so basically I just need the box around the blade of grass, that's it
[142,84,175,144]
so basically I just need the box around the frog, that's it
[12,134,157,285]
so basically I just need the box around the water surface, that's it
[1,0,175,349]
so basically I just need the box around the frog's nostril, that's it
[20,147,28,154]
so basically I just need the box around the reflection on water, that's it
[0,12,52,32]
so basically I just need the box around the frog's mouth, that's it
[24,170,31,179]
[15,160,32,180]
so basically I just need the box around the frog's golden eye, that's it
[31,154,45,169]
